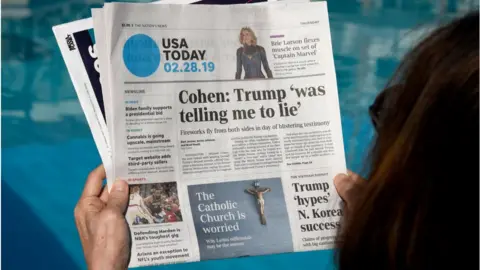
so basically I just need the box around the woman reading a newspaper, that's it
[74,11,478,270]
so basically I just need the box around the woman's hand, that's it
[74,165,131,270]
[334,170,367,213]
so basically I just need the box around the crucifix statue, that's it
[246,181,271,225]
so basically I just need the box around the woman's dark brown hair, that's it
[337,11,479,270]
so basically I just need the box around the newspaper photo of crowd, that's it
[127,182,182,226]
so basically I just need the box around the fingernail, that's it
[113,179,127,192]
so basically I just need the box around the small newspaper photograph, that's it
[53,0,347,268]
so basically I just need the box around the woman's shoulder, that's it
[256,45,266,51]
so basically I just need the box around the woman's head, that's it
[130,185,140,194]
[239,27,257,46]
[338,11,478,270]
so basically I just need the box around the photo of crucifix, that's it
[246,181,271,225]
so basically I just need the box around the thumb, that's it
[334,173,356,205]
[106,180,129,214]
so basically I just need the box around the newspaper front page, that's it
[103,1,347,267]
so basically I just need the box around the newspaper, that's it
[52,0,275,187]
[97,1,347,268]
[52,17,113,179]
[53,0,345,268]
[100,0,285,186]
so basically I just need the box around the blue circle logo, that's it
[123,34,160,77]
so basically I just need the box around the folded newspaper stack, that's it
[53,0,347,268]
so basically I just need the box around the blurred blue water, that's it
[1,0,477,269]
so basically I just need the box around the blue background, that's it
[188,178,293,260]
[1,0,478,270]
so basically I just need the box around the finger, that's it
[82,165,106,197]
[100,185,109,203]
[106,180,130,214]
[347,170,366,183]
[74,197,105,245]
[334,173,355,203]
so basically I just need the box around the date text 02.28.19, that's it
[164,61,215,73]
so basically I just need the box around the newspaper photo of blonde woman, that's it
[235,27,273,80]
